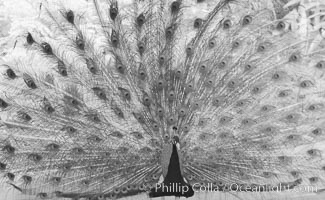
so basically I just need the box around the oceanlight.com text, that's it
[155,183,318,194]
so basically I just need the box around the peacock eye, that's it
[300,80,312,88]
[137,13,145,27]
[223,19,232,29]
[244,64,252,71]
[41,42,53,55]
[242,15,252,25]
[26,32,34,44]
[76,38,84,50]
[66,10,74,24]
[219,61,227,68]
[3,145,15,154]
[276,21,286,30]
[0,98,8,108]
[232,40,240,48]
[6,68,16,79]
[171,1,181,13]
[312,128,322,135]
[165,26,174,39]
[24,76,37,89]
[289,53,300,62]
[0,162,7,170]
[316,61,325,69]
[194,18,203,28]
[208,38,216,48]
[109,3,118,20]
[20,112,31,121]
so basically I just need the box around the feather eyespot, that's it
[208,38,216,48]
[199,64,207,73]
[116,64,125,74]
[0,98,8,108]
[278,89,291,97]
[308,104,316,111]
[92,87,107,100]
[46,143,60,151]
[186,46,193,56]
[26,32,34,44]
[76,35,85,50]
[58,61,67,76]
[289,53,300,62]
[22,175,32,183]
[7,173,15,181]
[111,30,119,47]
[178,107,187,117]
[219,61,227,68]
[159,55,165,65]
[66,10,74,24]
[205,79,214,87]
[194,18,203,28]
[52,177,61,183]
[19,112,31,121]
[113,106,124,118]
[28,153,42,162]
[272,73,280,80]
[251,85,262,94]
[0,162,7,170]
[242,15,252,25]
[118,87,131,101]
[287,134,298,140]
[81,179,90,186]
[261,105,274,112]
[276,21,286,30]
[300,80,312,88]
[316,61,325,69]
[131,132,143,139]
[167,116,176,125]
[38,193,48,199]
[137,13,145,27]
[41,42,53,55]
[171,1,181,13]
[44,103,55,113]
[291,171,299,177]
[6,68,16,79]
[284,113,300,123]
[312,128,322,135]
[227,79,239,88]
[2,145,15,154]
[64,126,76,134]
[110,3,118,20]
[175,69,182,78]
[257,44,266,52]
[307,149,319,156]
[23,75,37,89]
[72,147,84,154]
[138,42,145,55]
[232,40,240,49]
[142,94,151,106]
[309,177,319,183]
[182,124,190,133]
[133,113,145,124]
[244,64,252,71]
[223,19,232,29]
[166,26,174,39]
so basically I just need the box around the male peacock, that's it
[1,0,325,199]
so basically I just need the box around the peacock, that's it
[1,0,325,199]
